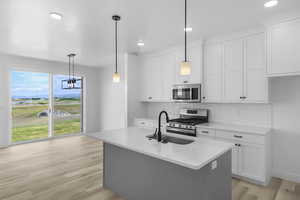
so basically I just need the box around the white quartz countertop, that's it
[86,127,233,170]
[196,122,271,135]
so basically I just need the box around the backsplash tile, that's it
[145,102,272,128]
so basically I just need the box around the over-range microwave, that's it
[172,84,201,103]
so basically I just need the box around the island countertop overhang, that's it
[86,127,233,170]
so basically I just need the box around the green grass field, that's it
[12,99,81,143]
[12,119,81,142]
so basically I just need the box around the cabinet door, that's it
[215,138,239,175]
[223,39,244,102]
[142,57,162,101]
[150,57,163,100]
[189,45,202,84]
[161,53,176,101]
[239,143,265,181]
[244,33,268,103]
[140,59,150,101]
[232,144,239,175]
[269,19,300,75]
[203,42,223,102]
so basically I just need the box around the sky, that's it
[11,71,81,98]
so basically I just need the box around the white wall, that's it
[270,76,300,183]
[98,54,127,130]
[0,54,101,147]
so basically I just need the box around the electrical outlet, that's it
[211,160,217,170]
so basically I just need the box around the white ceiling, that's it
[0,0,299,67]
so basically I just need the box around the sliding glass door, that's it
[53,75,82,136]
[11,71,83,143]
[11,71,50,142]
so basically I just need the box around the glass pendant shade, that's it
[112,72,120,83]
[180,61,191,75]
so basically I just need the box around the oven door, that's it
[172,87,191,101]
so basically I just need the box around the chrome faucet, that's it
[157,111,169,142]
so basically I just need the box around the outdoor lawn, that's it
[12,98,81,143]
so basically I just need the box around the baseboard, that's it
[272,170,300,184]
[0,143,9,149]
[11,133,84,146]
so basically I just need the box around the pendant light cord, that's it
[115,20,118,74]
[72,56,75,79]
[68,55,71,81]
[184,0,187,62]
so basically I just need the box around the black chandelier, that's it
[62,53,82,89]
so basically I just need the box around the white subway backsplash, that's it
[145,103,272,128]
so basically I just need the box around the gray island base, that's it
[103,143,232,200]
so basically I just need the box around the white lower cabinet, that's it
[134,118,157,130]
[232,144,240,175]
[214,130,270,185]
[238,143,265,182]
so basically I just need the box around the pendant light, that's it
[180,0,191,76]
[62,53,81,89]
[112,15,121,83]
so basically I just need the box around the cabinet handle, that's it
[234,135,243,138]
[201,131,209,134]
[203,97,206,99]
[235,144,241,147]
[183,80,188,83]
[148,97,152,100]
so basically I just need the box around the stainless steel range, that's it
[166,109,209,137]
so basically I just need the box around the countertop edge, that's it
[87,134,233,170]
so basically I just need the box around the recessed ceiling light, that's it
[49,12,63,20]
[264,0,278,8]
[137,41,145,46]
[184,27,193,32]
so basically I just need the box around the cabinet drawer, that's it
[197,128,215,138]
[215,130,265,145]
[134,119,156,129]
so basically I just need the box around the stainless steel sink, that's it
[146,134,194,145]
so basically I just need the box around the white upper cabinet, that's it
[203,32,268,103]
[161,53,176,101]
[268,18,300,76]
[189,45,202,84]
[203,42,223,103]
[140,56,162,101]
[140,42,203,102]
[244,33,268,103]
[223,39,244,102]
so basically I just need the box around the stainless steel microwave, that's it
[172,84,201,103]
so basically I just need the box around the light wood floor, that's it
[0,136,299,200]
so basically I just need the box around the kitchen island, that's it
[87,127,233,200]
